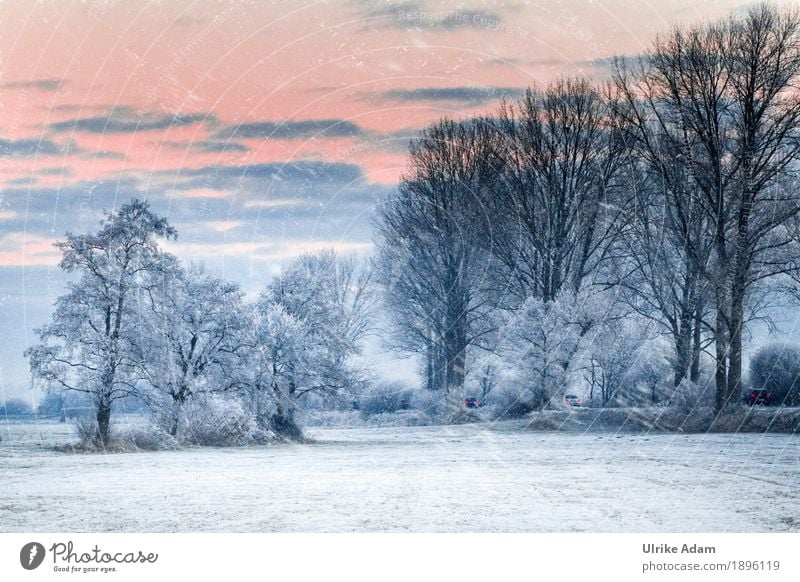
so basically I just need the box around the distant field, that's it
[1,419,799,532]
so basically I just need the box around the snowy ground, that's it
[1,419,799,532]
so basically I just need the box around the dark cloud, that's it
[0,137,118,159]
[49,110,214,134]
[161,140,251,154]
[2,166,73,187]
[80,150,126,160]
[170,161,366,191]
[368,86,525,105]
[359,1,421,19]
[216,119,365,141]
[0,137,67,158]
[1,78,65,92]
[0,177,151,235]
[194,141,251,153]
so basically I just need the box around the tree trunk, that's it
[726,191,752,409]
[690,305,702,383]
[673,321,691,387]
[169,398,181,437]
[96,397,112,447]
[270,409,303,441]
[270,378,303,442]
[425,336,435,391]
[714,303,729,412]
[726,281,745,409]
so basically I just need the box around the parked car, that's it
[464,397,479,408]
[744,389,772,406]
[564,394,582,407]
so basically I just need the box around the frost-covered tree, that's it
[26,199,176,445]
[500,288,614,409]
[242,250,374,440]
[133,262,248,436]
[242,302,307,440]
[582,318,669,406]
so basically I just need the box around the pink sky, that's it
[0,0,767,189]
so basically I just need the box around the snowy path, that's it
[1,422,799,532]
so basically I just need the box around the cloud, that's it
[1,78,65,92]
[367,86,525,105]
[78,150,126,160]
[49,108,215,134]
[216,119,365,141]
[165,238,373,263]
[194,141,250,153]
[174,188,233,199]
[360,3,505,31]
[0,138,68,158]
[204,220,244,232]
[0,233,60,267]
[577,54,644,76]
[161,139,251,154]
[0,137,115,160]
[243,198,303,209]
[49,103,118,115]
[169,160,366,191]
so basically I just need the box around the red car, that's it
[745,389,772,406]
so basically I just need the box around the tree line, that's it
[375,3,800,416]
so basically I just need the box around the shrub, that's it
[750,343,800,406]
[666,380,714,414]
[708,407,800,433]
[177,396,256,446]
[484,384,549,419]
[358,382,414,418]
[72,414,102,445]
[117,425,178,451]
[409,389,447,417]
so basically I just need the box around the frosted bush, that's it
[358,382,414,418]
[177,396,257,446]
[72,414,101,445]
[484,383,548,419]
[117,424,178,451]
[667,380,714,415]
[410,389,447,418]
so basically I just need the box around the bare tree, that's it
[608,94,714,385]
[485,79,628,306]
[374,119,501,414]
[723,4,800,406]
[613,4,800,409]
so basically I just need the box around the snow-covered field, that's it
[1,419,799,532]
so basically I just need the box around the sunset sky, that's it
[0,0,783,396]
